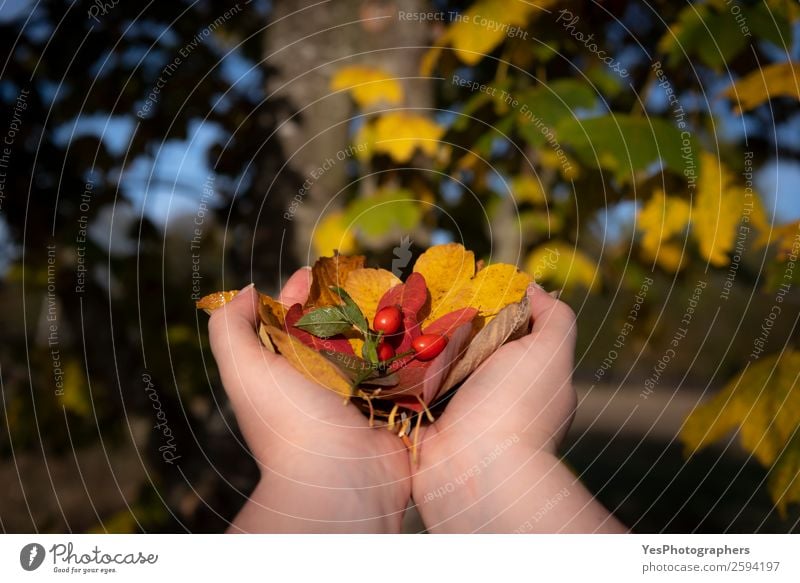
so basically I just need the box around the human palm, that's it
[209,269,410,532]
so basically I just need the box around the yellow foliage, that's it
[539,148,580,180]
[692,152,747,267]
[413,242,475,318]
[60,359,91,417]
[768,429,800,516]
[372,113,445,163]
[525,242,600,292]
[312,211,357,257]
[638,190,691,271]
[681,351,800,511]
[722,62,800,114]
[330,65,404,108]
[422,0,552,70]
[510,175,546,205]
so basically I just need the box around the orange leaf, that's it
[306,252,366,308]
[195,290,239,314]
[264,325,353,397]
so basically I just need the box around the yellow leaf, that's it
[642,241,685,272]
[458,263,531,321]
[413,242,475,319]
[638,190,691,271]
[525,242,600,292]
[343,268,401,324]
[413,243,530,325]
[352,122,376,163]
[313,211,358,258]
[539,148,580,180]
[372,112,445,163]
[330,65,404,108]
[693,152,746,267]
[510,175,546,205]
[722,62,800,114]
[681,351,800,467]
[438,0,548,65]
[768,429,800,517]
[265,325,353,397]
[59,359,91,417]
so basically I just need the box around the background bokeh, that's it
[1,0,799,533]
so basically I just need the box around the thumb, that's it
[524,283,577,349]
[208,284,271,383]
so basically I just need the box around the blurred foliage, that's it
[320,0,800,515]
[1,0,800,532]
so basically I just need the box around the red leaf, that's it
[284,303,355,355]
[422,307,478,336]
[377,272,429,352]
[380,321,473,406]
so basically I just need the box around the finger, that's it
[279,267,312,306]
[208,284,270,380]
[526,283,577,345]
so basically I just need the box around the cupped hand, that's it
[209,268,411,533]
[412,284,626,533]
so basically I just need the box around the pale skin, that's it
[209,268,627,533]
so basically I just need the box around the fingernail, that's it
[240,282,255,292]
[527,281,544,293]
[548,289,562,300]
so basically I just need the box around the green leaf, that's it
[681,351,800,468]
[768,428,800,517]
[555,114,695,182]
[748,3,793,48]
[343,188,422,239]
[658,4,749,70]
[361,372,399,387]
[329,285,369,332]
[294,306,353,337]
[515,80,596,147]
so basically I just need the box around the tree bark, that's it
[264,0,433,264]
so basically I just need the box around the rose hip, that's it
[377,341,395,361]
[411,334,448,361]
[373,305,402,335]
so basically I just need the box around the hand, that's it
[209,269,411,533]
[412,284,627,533]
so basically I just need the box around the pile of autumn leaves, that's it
[198,244,531,426]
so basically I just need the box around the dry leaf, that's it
[264,325,353,397]
[442,298,530,393]
[306,253,366,308]
[196,290,239,314]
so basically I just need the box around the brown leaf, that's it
[264,325,353,397]
[441,297,531,393]
[258,294,287,328]
[306,252,366,308]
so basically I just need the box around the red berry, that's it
[377,341,395,362]
[373,306,402,335]
[411,334,448,361]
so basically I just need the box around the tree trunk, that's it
[264,0,433,265]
